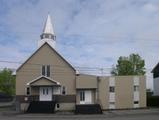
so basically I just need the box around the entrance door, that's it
[85,91,92,104]
[39,87,52,101]
[79,90,92,104]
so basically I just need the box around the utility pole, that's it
[100,68,104,76]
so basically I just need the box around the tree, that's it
[0,68,15,95]
[111,53,145,76]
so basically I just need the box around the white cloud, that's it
[143,3,159,13]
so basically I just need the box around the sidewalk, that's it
[1,108,159,118]
[103,108,159,116]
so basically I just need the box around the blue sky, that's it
[0,0,159,89]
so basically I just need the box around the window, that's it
[134,101,139,104]
[109,102,115,105]
[43,88,45,95]
[49,35,52,39]
[46,65,50,77]
[109,86,115,92]
[62,86,66,95]
[26,87,30,95]
[46,88,49,95]
[41,65,50,77]
[57,104,60,108]
[42,65,45,76]
[80,91,85,101]
[134,85,139,91]
[109,102,115,109]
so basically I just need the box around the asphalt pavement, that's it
[0,108,159,120]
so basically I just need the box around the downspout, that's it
[75,70,80,105]
[96,76,100,104]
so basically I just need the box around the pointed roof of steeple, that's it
[42,14,55,35]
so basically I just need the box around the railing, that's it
[27,95,56,102]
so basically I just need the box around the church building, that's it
[16,14,146,113]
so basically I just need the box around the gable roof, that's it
[152,62,159,73]
[26,76,60,86]
[16,42,76,72]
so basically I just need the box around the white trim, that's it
[76,70,80,75]
[134,91,139,101]
[133,76,139,85]
[109,102,115,109]
[109,93,115,102]
[109,77,116,109]
[109,77,115,86]
[133,76,140,108]
[26,76,60,86]
[134,104,139,108]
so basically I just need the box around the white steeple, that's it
[38,14,56,48]
[43,14,54,34]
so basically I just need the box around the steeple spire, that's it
[38,14,56,48]
[43,14,54,35]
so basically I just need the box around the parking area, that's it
[0,108,159,120]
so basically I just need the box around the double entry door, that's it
[39,87,52,101]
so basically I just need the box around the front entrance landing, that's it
[26,76,61,113]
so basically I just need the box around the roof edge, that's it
[27,75,60,86]
[16,42,76,72]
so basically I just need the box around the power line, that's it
[1,31,159,42]
[0,60,113,70]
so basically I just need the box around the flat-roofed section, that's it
[76,74,97,89]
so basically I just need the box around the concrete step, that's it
[75,104,102,114]
[27,101,56,113]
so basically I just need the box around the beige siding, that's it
[31,87,39,95]
[115,76,134,109]
[98,76,146,110]
[76,91,80,104]
[91,90,95,104]
[139,76,146,108]
[16,44,76,95]
[98,77,109,109]
[55,103,75,111]
[76,74,97,89]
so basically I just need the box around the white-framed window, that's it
[134,101,139,104]
[109,102,115,109]
[109,77,116,109]
[134,85,139,91]
[109,86,115,92]
[41,65,50,77]
[80,91,85,101]
[133,101,139,108]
